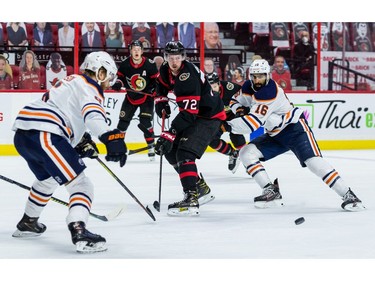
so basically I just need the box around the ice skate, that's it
[148,143,155,161]
[341,188,365,211]
[167,190,200,216]
[254,178,284,208]
[12,214,47,238]
[196,173,215,205]
[228,150,240,174]
[68,221,107,253]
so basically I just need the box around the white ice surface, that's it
[1,150,374,280]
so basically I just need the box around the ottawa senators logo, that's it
[179,73,190,81]
[127,74,147,91]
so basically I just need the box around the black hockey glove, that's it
[155,129,176,155]
[220,121,232,133]
[154,96,171,118]
[235,106,250,117]
[99,129,127,167]
[111,79,124,91]
[74,132,99,159]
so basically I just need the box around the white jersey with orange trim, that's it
[12,74,109,147]
[228,79,304,136]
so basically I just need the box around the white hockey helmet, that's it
[249,59,271,86]
[81,51,118,86]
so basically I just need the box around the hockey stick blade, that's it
[128,146,149,155]
[0,174,124,222]
[137,123,160,138]
[153,200,160,212]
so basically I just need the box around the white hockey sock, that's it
[65,172,94,225]
[305,157,349,197]
[25,177,58,218]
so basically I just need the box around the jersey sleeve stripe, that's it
[242,114,262,131]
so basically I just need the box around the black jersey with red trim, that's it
[218,80,242,106]
[117,56,158,105]
[157,61,226,123]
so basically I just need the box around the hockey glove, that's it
[235,106,250,117]
[99,129,127,167]
[155,129,176,155]
[154,96,171,118]
[75,132,99,159]
[111,79,124,91]
[220,122,232,133]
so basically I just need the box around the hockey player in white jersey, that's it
[223,59,364,211]
[11,51,127,253]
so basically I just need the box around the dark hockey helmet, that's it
[129,40,143,51]
[164,41,186,60]
[207,72,220,84]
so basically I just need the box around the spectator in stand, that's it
[153,55,164,71]
[231,66,245,86]
[0,54,13,89]
[81,22,103,51]
[7,22,28,50]
[132,22,152,49]
[105,22,125,49]
[177,22,196,48]
[203,57,215,75]
[293,30,315,89]
[353,22,372,52]
[45,52,67,89]
[156,22,175,48]
[204,22,222,50]
[58,22,75,51]
[224,54,241,81]
[18,50,42,90]
[33,22,54,49]
[271,55,291,91]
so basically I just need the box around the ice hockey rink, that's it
[1,149,374,279]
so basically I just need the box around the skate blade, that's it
[229,161,240,174]
[343,202,366,212]
[254,199,284,209]
[199,194,215,206]
[148,155,155,161]
[167,207,200,217]
[12,229,42,238]
[76,241,108,253]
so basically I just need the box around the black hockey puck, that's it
[294,217,305,225]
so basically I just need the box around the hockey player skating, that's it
[223,59,365,211]
[206,72,246,173]
[154,41,226,216]
[112,40,159,161]
[12,51,128,253]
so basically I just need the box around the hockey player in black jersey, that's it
[114,40,159,161]
[206,72,246,173]
[154,41,226,216]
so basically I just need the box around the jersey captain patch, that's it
[127,74,147,91]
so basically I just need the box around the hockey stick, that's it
[153,110,167,212]
[95,157,156,221]
[128,146,149,155]
[0,174,125,222]
[124,88,176,101]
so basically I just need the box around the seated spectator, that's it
[7,22,28,50]
[45,52,67,89]
[81,22,103,50]
[204,57,222,79]
[271,55,291,91]
[33,22,54,49]
[204,22,222,51]
[0,54,13,89]
[153,55,164,71]
[105,22,125,49]
[156,22,174,48]
[58,22,75,51]
[132,22,152,48]
[231,66,245,86]
[177,22,196,48]
[293,31,315,89]
[18,50,42,90]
